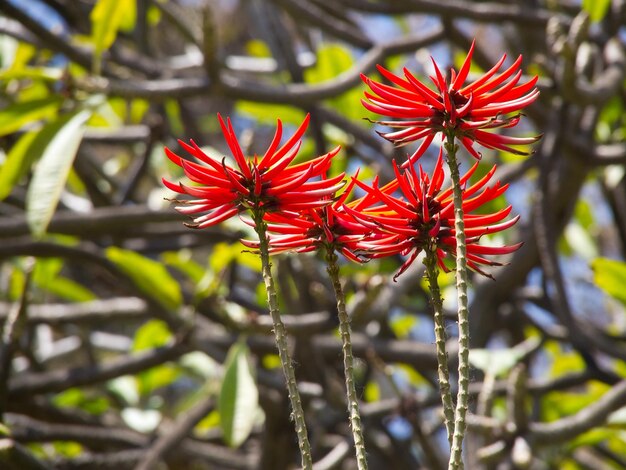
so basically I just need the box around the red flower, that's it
[361,40,541,163]
[345,151,521,279]
[163,114,344,228]
[241,173,373,263]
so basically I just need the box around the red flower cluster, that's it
[345,152,520,279]
[164,41,537,279]
[241,175,371,263]
[361,41,540,162]
[162,114,344,228]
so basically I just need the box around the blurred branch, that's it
[530,380,626,443]
[337,0,562,25]
[271,0,373,48]
[74,28,445,102]
[0,439,50,470]
[134,394,215,470]
[9,340,191,397]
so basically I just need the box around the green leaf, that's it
[91,0,132,54]
[53,388,109,415]
[245,39,271,58]
[25,110,91,237]
[106,248,183,311]
[235,101,306,127]
[0,131,38,201]
[591,257,626,306]
[132,320,179,396]
[33,258,96,302]
[0,96,62,137]
[133,319,172,351]
[390,314,417,339]
[0,67,64,82]
[469,337,540,377]
[219,341,259,448]
[304,44,352,83]
[209,242,260,274]
[90,0,135,73]
[582,0,611,22]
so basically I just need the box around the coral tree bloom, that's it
[346,151,521,279]
[241,174,372,263]
[162,114,344,228]
[361,40,541,162]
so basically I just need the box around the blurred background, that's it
[1,0,626,469]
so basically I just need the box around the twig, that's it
[325,249,368,469]
[252,211,312,469]
[0,258,34,418]
[423,247,454,446]
[445,135,470,470]
[134,395,215,470]
[9,341,191,396]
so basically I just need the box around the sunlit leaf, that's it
[106,247,183,311]
[0,130,38,201]
[26,110,91,237]
[53,388,109,415]
[591,257,626,306]
[470,338,539,377]
[133,319,172,351]
[219,341,259,448]
[137,364,180,397]
[53,441,83,458]
[390,314,417,339]
[364,380,381,402]
[132,320,180,396]
[245,39,271,58]
[0,67,64,82]
[0,96,62,137]
[210,242,261,274]
[582,0,611,22]
[91,0,133,54]
[33,258,96,302]
[235,101,306,127]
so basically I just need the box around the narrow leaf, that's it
[0,96,62,137]
[25,110,91,237]
[105,247,183,311]
[219,342,259,448]
[91,0,129,54]
[0,131,38,201]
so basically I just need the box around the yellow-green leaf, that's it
[592,257,626,306]
[582,0,611,22]
[0,96,62,137]
[106,247,182,311]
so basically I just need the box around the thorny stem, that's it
[423,246,455,447]
[252,209,312,470]
[325,247,368,470]
[445,133,470,470]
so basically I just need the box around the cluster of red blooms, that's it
[163,42,539,279]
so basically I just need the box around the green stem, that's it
[253,210,312,470]
[444,134,470,470]
[325,247,368,470]
[423,247,455,447]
